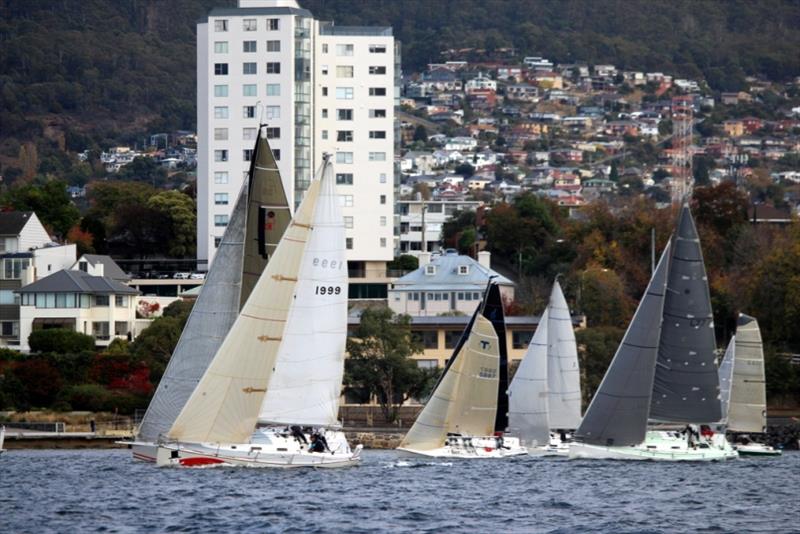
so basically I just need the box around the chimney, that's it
[478,250,491,269]
[418,252,432,267]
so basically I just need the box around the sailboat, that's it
[507,279,581,457]
[571,203,736,461]
[128,127,291,462]
[397,282,527,459]
[719,315,781,457]
[0,425,6,455]
[155,155,361,468]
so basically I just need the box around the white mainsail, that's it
[399,314,500,451]
[546,281,582,429]
[166,177,322,445]
[726,315,767,433]
[507,307,550,446]
[258,160,347,426]
[718,337,735,425]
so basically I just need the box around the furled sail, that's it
[481,283,509,433]
[718,337,735,425]
[576,241,670,447]
[258,159,347,426]
[546,280,582,429]
[507,306,550,446]
[650,203,722,423]
[137,131,289,443]
[726,314,767,433]
[399,314,500,451]
[167,176,322,444]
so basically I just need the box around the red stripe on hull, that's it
[179,456,226,467]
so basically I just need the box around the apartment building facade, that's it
[197,0,397,286]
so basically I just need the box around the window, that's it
[322,43,328,53]
[336,44,354,56]
[369,152,387,161]
[266,62,281,74]
[321,65,329,75]
[266,83,280,96]
[95,295,109,307]
[344,216,354,229]
[369,44,387,53]
[0,290,15,305]
[215,193,229,205]
[243,62,257,75]
[336,173,353,185]
[337,109,353,121]
[414,331,438,350]
[380,216,387,226]
[321,130,328,140]
[380,237,387,247]
[346,237,353,249]
[243,18,257,31]
[214,172,229,184]
[243,84,257,97]
[214,215,229,227]
[458,265,469,275]
[336,152,353,164]
[214,41,228,53]
[369,66,387,75]
[115,321,129,336]
[274,149,280,160]
[445,330,462,349]
[369,109,387,118]
[1,321,19,338]
[337,130,353,142]
[336,87,354,99]
[243,41,257,53]
[214,63,228,75]
[336,65,354,78]
[214,19,228,32]
[425,265,436,276]
[243,127,257,140]
[243,105,256,118]
[214,128,228,141]
[513,331,534,349]
[369,87,387,96]
[380,194,387,205]
[266,40,280,52]
[265,105,280,119]
[321,109,328,118]
[214,85,228,97]
[92,321,110,340]
[339,195,354,207]
[214,106,229,119]
[322,87,328,96]
[214,237,222,248]
[369,130,386,139]
[214,150,228,162]
[379,173,387,183]
[267,18,279,30]
[243,149,253,161]
[266,127,280,139]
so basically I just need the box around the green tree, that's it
[578,267,635,328]
[147,190,197,257]
[413,124,428,142]
[387,255,419,273]
[576,326,625,408]
[129,315,184,380]
[344,308,427,422]
[28,328,95,354]
[1,179,80,238]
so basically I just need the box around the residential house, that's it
[465,73,497,93]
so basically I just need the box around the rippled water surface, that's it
[1,449,798,533]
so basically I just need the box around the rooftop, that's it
[17,270,139,295]
[393,252,513,291]
[0,211,35,237]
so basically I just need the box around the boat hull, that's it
[569,431,738,462]
[397,435,527,459]
[735,443,782,457]
[526,432,570,458]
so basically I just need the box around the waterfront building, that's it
[397,199,481,255]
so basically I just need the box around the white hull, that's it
[527,434,570,458]
[735,442,782,457]
[397,435,527,459]
[570,431,738,462]
[0,426,5,455]
[156,428,361,469]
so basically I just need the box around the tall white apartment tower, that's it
[197,0,396,292]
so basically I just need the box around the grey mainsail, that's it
[726,314,767,433]
[649,203,722,423]
[576,241,670,447]
[137,130,289,443]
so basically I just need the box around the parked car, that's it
[173,272,191,279]
[189,272,206,280]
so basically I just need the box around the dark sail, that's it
[482,283,509,433]
[649,203,722,423]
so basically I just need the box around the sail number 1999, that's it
[315,285,342,295]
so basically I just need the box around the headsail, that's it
[650,203,721,423]
[507,306,550,446]
[546,280,582,429]
[481,283,509,433]
[137,131,290,443]
[718,337,735,425]
[726,314,767,433]
[576,241,670,447]
[167,176,322,444]
[398,314,500,451]
[258,158,348,426]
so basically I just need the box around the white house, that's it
[443,136,477,152]
[465,73,497,93]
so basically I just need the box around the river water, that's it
[1,449,798,533]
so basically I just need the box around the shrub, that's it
[28,328,95,354]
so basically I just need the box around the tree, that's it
[28,328,95,354]
[388,255,419,273]
[344,308,427,422]
[147,190,197,257]
[413,124,428,142]
[454,162,475,177]
[129,315,184,380]
[578,267,635,328]
[1,179,80,238]
[576,327,625,409]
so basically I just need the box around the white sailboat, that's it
[720,315,781,457]
[508,279,581,457]
[0,425,6,455]
[571,203,736,461]
[397,283,527,459]
[155,156,361,468]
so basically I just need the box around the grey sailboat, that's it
[129,128,290,461]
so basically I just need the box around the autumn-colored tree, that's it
[66,224,95,255]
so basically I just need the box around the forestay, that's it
[546,281,582,430]
[727,315,767,433]
[399,314,500,451]
[167,178,322,445]
[258,160,347,427]
[507,307,550,446]
[576,241,670,447]
[650,204,721,423]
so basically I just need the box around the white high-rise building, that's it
[197,0,397,287]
